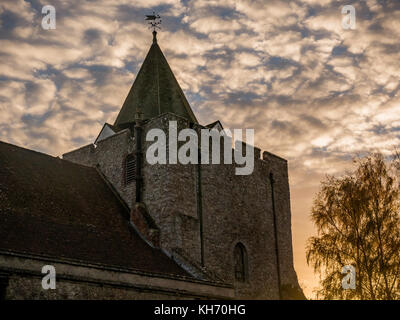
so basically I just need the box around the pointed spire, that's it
[113,31,198,127]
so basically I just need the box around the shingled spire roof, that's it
[114,31,198,126]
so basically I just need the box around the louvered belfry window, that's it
[125,154,136,185]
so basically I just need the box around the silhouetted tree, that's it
[306,153,400,299]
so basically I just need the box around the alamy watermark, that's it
[146,121,255,175]
[342,5,356,30]
[41,5,56,30]
[41,265,56,289]
[341,265,356,290]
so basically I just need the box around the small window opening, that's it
[125,154,136,185]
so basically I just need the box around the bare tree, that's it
[306,153,400,299]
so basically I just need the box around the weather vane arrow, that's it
[145,11,162,32]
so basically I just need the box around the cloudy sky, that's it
[1,0,399,297]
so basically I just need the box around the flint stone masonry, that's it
[0,252,233,299]
[62,129,137,207]
[63,112,303,299]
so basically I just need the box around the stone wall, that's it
[0,252,234,300]
[62,113,303,299]
[141,116,202,266]
[200,154,279,298]
[5,275,188,300]
[63,129,136,207]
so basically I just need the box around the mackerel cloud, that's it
[0,0,399,296]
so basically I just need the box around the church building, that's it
[0,30,304,300]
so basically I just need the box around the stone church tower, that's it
[62,31,304,299]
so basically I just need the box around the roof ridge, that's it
[0,140,58,159]
[0,140,96,171]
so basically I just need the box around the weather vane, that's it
[145,12,162,32]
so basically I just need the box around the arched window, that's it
[125,154,136,185]
[234,243,248,282]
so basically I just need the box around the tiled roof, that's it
[0,141,189,277]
